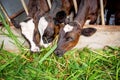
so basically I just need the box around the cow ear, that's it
[81,28,97,36]
[55,11,67,23]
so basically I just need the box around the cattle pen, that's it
[0,0,120,80]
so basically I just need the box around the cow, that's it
[19,0,74,52]
[54,0,98,57]
[38,0,66,47]
[20,0,49,52]
[105,0,120,25]
[41,0,80,44]
[115,11,120,25]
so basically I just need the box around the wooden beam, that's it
[100,0,105,25]
[20,0,29,16]
[73,0,78,14]
[47,0,51,9]
[0,3,11,22]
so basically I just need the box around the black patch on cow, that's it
[54,11,67,25]
[23,17,32,22]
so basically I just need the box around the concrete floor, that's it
[75,25,120,49]
[0,25,120,52]
[0,26,29,52]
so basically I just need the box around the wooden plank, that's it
[9,9,24,19]
[0,3,11,21]
[20,0,29,15]
[100,0,105,25]
[47,0,51,9]
[73,0,78,14]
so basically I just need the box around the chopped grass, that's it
[0,13,120,80]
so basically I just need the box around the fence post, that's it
[47,0,51,9]
[73,0,78,14]
[20,0,29,16]
[100,0,105,25]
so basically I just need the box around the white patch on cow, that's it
[38,16,51,47]
[63,24,74,33]
[20,19,40,52]
[85,20,91,25]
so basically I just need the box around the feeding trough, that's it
[0,25,120,52]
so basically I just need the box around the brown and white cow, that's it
[20,0,74,52]
[54,0,98,57]
[20,0,49,52]
[41,0,78,44]
[38,0,65,47]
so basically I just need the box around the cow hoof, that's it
[31,46,40,52]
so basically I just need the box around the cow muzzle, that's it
[54,49,65,57]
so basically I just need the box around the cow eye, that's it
[66,37,73,41]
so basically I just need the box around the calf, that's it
[40,0,77,44]
[38,0,64,46]
[54,0,98,57]
[20,0,49,52]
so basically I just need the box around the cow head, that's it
[54,21,97,57]
[42,11,67,44]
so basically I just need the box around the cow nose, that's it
[54,49,63,57]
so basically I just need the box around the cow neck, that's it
[74,0,89,27]
[49,0,62,17]
[39,0,49,12]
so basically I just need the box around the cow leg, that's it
[115,11,120,25]
[106,10,111,25]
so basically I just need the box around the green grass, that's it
[0,13,120,80]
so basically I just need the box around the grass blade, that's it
[39,44,57,64]
[0,41,4,51]
[0,55,16,72]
